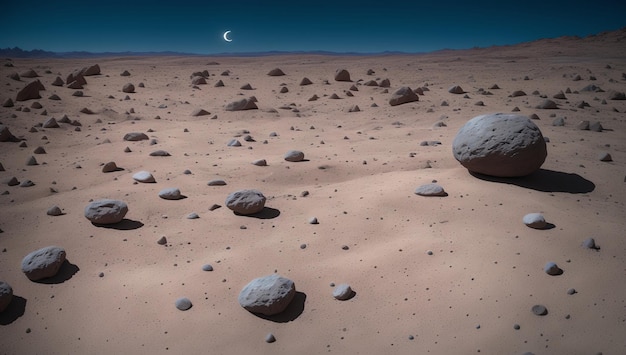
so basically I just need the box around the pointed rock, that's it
[389,87,419,106]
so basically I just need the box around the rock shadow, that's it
[92,218,144,230]
[470,169,595,193]
[255,291,306,323]
[0,296,26,325]
[236,207,281,219]
[35,260,79,284]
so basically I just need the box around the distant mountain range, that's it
[0,47,411,59]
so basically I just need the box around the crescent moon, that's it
[223,30,233,42]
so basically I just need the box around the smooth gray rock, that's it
[0,281,13,312]
[84,199,128,224]
[582,237,599,250]
[523,213,547,229]
[452,113,547,177]
[389,86,419,106]
[21,246,66,281]
[414,183,447,197]
[333,284,354,300]
[544,262,563,276]
[123,132,149,141]
[149,150,171,156]
[238,274,296,315]
[225,189,266,215]
[531,305,548,316]
[284,150,305,162]
[175,297,192,311]
[159,188,182,200]
[132,171,156,183]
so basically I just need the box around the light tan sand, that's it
[1,29,625,354]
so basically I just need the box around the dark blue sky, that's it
[1,0,624,54]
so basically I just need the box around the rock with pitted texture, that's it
[84,199,128,224]
[452,113,547,177]
[21,246,66,281]
[238,274,296,315]
[225,189,266,215]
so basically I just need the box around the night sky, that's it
[1,0,625,54]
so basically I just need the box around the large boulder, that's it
[452,113,547,177]
[225,189,266,215]
[0,281,13,312]
[238,274,296,315]
[84,199,128,224]
[21,246,66,281]
[16,80,45,101]
[81,64,101,76]
[389,87,419,106]
[225,97,258,111]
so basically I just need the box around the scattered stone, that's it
[2,98,14,107]
[123,132,149,141]
[84,199,128,224]
[0,281,13,312]
[452,113,547,177]
[209,204,221,211]
[333,284,355,300]
[238,274,296,315]
[227,139,242,147]
[175,297,192,311]
[389,86,419,106]
[448,85,464,94]
[414,183,447,197]
[252,159,267,166]
[589,122,603,132]
[335,69,351,82]
[101,161,119,173]
[582,237,599,250]
[523,213,547,229]
[20,69,39,78]
[225,189,266,215]
[16,80,45,101]
[509,90,526,97]
[42,117,60,128]
[157,236,167,245]
[567,288,577,295]
[299,77,313,86]
[214,80,224,87]
[47,205,63,216]
[607,90,626,100]
[159,188,182,200]
[21,246,66,281]
[536,99,558,109]
[552,117,565,126]
[132,171,155,183]
[284,150,305,162]
[0,125,18,142]
[267,68,285,76]
[149,150,171,156]
[207,179,227,186]
[265,333,276,343]
[531,305,548,316]
[202,264,213,271]
[598,152,612,162]
[19,180,35,187]
[191,108,210,116]
[122,83,135,93]
[544,262,563,276]
[308,217,319,224]
[120,70,131,76]
[225,97,258,111]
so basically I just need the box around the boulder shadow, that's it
[92,218,144,230]
[35,260,79,284]
[0,296,27,325]
[236,207,281,219]
[470,169,595,193]
[255,291,306,323]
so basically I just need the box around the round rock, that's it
[159,188,182,200]
[225,189,266,215]
[333,284,355,300]
[132,171,156,183]
[531,305,548,316]
[284,150,305,162]
[21,246,66,281]
[84,199,128,224]
[452,113,547,177]
[238,274,296,315]
[175,297,192,311]
[523,213,547,229]
[0,281,13,312]
[414,183,447,197]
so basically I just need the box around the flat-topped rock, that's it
[84,199,128,224]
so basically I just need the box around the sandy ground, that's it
[1,29,625,354]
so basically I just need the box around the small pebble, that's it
[157,236,167,245]
[265,333,276,343]
[202,264,213,271]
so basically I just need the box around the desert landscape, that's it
[1,28,625,354]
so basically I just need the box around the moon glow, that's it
[223,30,233,42]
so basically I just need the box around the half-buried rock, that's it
[84,199,128,224]
[21,246,66,281]
[238,274,296,315]
[452,113,547,177]
[225,189,266,215]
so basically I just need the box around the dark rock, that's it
[175,297,192,311]
[123,132,149,141]
[389,87,419,106]
[0,281,13,312]
[16,80,45,101]
[414,183,447,196]
[225,97,258,111]
[267,68,285,76]
[544,262,563,276]
[334,69,351,82]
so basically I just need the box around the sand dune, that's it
[1,30,625,354]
